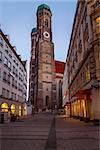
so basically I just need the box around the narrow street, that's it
[0,113,99,150]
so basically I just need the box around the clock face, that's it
[43,31,50,38]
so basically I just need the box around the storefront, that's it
[70,89,94,121]
[0,98,27,120]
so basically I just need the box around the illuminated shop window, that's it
[1,103,8,112]
[81,99,86,118]
[86,65,90,81]
[11,104,15,114]
[19,106,21,116]
[96,16,100,33]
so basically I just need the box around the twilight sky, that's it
[0,0,77,61]
[0,0,77,97]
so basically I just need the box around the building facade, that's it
[0,29,27,117]
[62,61,70,117]
[55,60,65,108]
[29,4,56,111]
[67,0,100,121]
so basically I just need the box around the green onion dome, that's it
[37,4,51,13]
[31,28,37,34]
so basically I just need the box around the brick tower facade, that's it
[29,4,56,111]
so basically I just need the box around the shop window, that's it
[1,103,8,112]
[19,106,21,116]
[86,65,90,81]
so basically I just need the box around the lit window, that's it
[1,103,8,112]
[86,65,90,81]
[11,104,16,114]
[96,16,100,33]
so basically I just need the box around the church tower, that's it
[29,4,56,110]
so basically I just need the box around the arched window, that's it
[45,19,48,27]
[1,103,8,112]
[11,104,16,114]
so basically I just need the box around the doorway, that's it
[45,96,49,107]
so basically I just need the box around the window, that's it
[45,19,48,27]
[38,83,42,89]
[0,51,2,61]
[3,71,7,81]
[9,50,12,58]
[0,37,3,47]
[13,66,15,74]
[86,65,90,81]
[5,48,8,54]
[99,51,100,61]
[12,77,14,86]
[8,74,10,84]
[2,88,6,97]
[8,61,11,69]
[96,16,100,33]
[4,57,8,66]
[6,90,10,98]
[0,68,1,78]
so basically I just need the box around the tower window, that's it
[45,19,48,27]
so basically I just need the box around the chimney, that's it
[5,35,10,41]
[13,46,17,51]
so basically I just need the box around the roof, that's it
[55,60,65,74]
[37,4,51,13]
[31,28,37,34]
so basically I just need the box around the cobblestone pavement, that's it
[56,116,100,150]
[0,113,99,150]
